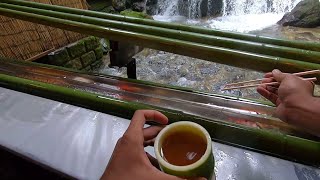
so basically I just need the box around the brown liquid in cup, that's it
[162,131,207,166]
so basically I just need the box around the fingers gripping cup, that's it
[154,121,215,179]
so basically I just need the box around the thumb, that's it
[272,69,286,82]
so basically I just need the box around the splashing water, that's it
[154,0,301,32]
[222,0,300,16]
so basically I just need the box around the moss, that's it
[120,10,152,19]
[101,6,117,14]
[64,58,83,70]
[81,65,92,72]
[94,46,104,60]
[81,51,96,67]
[47,48,70,66]
[91,59,103,70]
[84,36,100,51]
[66,41,86,58]
[88,1,111,11]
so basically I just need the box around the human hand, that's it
[101,110,206,180]
[257,69,320,135]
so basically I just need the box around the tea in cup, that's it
[154,121,214,179]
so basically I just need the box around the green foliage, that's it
[120,10,152,19]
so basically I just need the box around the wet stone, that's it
[133,49,265,99]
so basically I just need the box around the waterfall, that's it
[157,0,179,16]
[157,0,213,18]
[155,0,301,18]
[188,0,204,18]
[222,0,301,16]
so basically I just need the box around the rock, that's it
[112,0,126,11]
[277,0,320,28]
[208,0,223,16]
[200,0,208,17]
[66,41,86,58]
[47,48,70,66]
[146,0,158,15]
[132,2,146,12]
[94,46,104,60]
[80,51,96,67]
[82,65,92,72]
[64,58,83,70]
[88,0,111,11]
[91,60,103,70]
[178,66,189,77]
[101,6,117,14]
[176,77,196,87]
[84,36,99,51]
[178,0,221,18]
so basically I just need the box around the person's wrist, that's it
[307,96,320,113]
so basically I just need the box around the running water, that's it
[154,0,301,32]
[222,0,300,15]
[101,0,320,99]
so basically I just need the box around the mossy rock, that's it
[101,6,117,14]
[91,60,103,70]
[84,36,100,51]
[278,0,320,28]
[94,46,104,60]
[47,48,70,66]
[81,51,96,67]
[81,65,92,72]
[120,10,152,19]
[88,1,111,11]
[67,41,86,58]
[64,58,83,70]
[112,0,126,11]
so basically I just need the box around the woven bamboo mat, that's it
[0,0,88,61]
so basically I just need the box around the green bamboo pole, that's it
[2,3,320,64]
[0,56,274,106]
[0,73,319,167]
[1,7,320,82]
[3,0,320,51]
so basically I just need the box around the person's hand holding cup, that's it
[101,110,211,180]
[154,121,215,180]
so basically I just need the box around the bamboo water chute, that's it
[1,0,320,80]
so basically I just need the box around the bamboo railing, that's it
[0,0,320,82]
[0,1,319,168]
[0,59,319,167]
